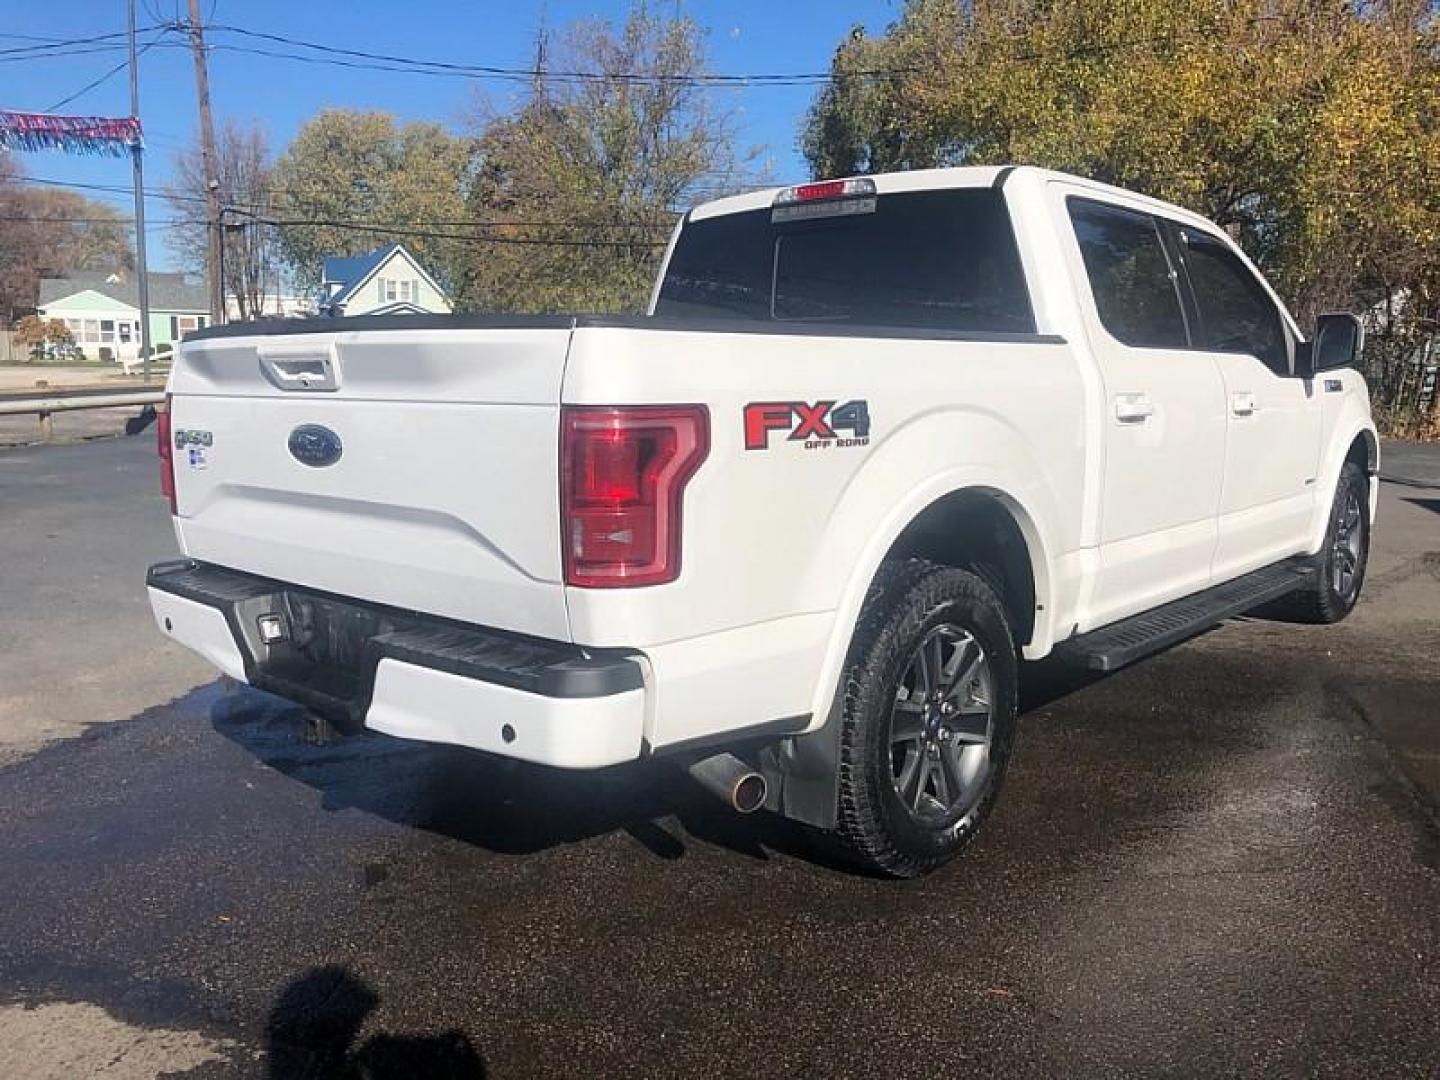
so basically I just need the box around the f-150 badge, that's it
[174,428,213,470]
[743,400,871,450]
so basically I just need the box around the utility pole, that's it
[186,0,224,324]
[127,0,154,381]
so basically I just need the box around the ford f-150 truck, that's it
[147,165,1377,877]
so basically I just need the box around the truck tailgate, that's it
[168,324,573,641]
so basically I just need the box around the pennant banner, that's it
[0,111,143,157]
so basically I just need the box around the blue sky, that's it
[4,0,900,271]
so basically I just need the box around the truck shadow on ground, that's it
[207,688,842,869]
[265,966,485,1079]
[207,651,1125,872]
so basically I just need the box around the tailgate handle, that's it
[259,350,339,392]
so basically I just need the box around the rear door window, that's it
[1177,228,1290,375]
[655,188,1035,334]
[1068,198,1189,350]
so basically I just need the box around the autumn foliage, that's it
[804,0,1440,435]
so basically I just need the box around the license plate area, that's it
[254,591,394,728]
[148,561,643,732]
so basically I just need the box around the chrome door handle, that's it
[1114,393,1155,423]
[259,346,340,392]
[1231,392,1256,417]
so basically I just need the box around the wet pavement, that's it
[0,438,1437,1078]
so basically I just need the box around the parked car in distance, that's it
[147,165,1377,877]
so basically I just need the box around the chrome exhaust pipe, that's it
[687,752,768,814]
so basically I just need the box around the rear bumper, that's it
[147,560,647,768]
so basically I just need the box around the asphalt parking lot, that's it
[0,434,1437,1078]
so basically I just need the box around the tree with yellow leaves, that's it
[804,0,1440,434]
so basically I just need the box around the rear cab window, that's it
[654,187,1036,335]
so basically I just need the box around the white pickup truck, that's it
[148,165,1377,877]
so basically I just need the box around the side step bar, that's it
[1055,559,1316,672]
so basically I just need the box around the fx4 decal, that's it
[744,400,871,451]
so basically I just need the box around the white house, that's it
[225,292,311,322]
[317,244,452,317]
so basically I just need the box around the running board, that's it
[1055,559,1316,672]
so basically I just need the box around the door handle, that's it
[1114,393,1155,423]
[1230,392,1256,417]
[258,348,340,392]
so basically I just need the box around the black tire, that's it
[1281,461,1371,624]
[830,558,1018,878]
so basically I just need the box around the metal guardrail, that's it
[0,387,165,439]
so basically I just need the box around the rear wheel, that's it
[831,559,1018,878]
[1284,462,1371,624]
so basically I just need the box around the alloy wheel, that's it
[1332,489,1364,601]
[888,623,995,826]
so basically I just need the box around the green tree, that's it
[270,110,470,293]
[804,0,1440,434]
[457,5,753,314]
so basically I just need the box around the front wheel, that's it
[1284,462,1371,624]
[831,559,1018,878]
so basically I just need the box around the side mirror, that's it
[1296,312,1364,379]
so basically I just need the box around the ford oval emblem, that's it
[288,424,343,467]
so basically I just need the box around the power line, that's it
[12,175,207,204]
[0,211,667,246]
[0,213,179,225]
[190,15,1290,88]
[207,212,676,231]
[46,35,167,111]
[234,213,670,247]
[7,181,740,255]
[0,32,100,43]
[12,175,734,226]
[18,171,764,200]
[0,28,156,56]
[0,44,134,64]
[189,22,870,87]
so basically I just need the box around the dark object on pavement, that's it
[265,966,485,1079]
[125,404,157,436]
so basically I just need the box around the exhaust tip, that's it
[686,752,768,814]
[731,772,767,814]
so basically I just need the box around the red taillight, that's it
[773,177,878,205]
[561,405,709,588]
[157,394,176,514]
[794,180,847,201]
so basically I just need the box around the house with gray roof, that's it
[318,244,452,317]
[36,271,210,366]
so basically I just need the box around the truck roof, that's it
[687,164,1216,234]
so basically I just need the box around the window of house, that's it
[398,279,415,302]
[1068,198,1189,349]
[382,278,397,302]
[177,316,200,334]
[82,319,99,343]
[1178,229,1289,375]
[119,323,132,343]
[100,319,115,343]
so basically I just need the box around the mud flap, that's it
[757,698,842,831]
